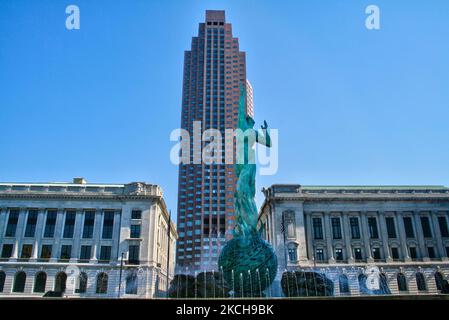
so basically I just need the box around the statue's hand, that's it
[261,120,268,130]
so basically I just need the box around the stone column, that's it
[342,213,354,262]
[90,210,103,262]
[379,212,392,262]
[51,208,65,261]
[431,211,446,260]
[147,205,157,265]
[413,211,427,261]
[305,214,314,262]
[31,209,46,261]
[71,210,83,262]
[324,213,335,263]
[294,203,308,263]
[396,212,410,261]
[112,210,122,263]
[360,212,373,262]
[15,207,27,243]
[0,207,6,248]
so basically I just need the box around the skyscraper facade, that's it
[176,10,252,271]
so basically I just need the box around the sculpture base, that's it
[218,231,277,297]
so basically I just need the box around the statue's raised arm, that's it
[256,120,271,148]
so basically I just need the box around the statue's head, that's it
[246,116,255,128]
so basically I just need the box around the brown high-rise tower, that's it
[176,10,252,271]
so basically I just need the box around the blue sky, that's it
[1,0,448,219]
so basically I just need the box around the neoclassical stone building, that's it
[258,184,449,296]
[0,179,177,298]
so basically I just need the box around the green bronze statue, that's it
[218,85,277,297]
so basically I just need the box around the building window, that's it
[312,218,323,239]
[339,274,350,295]
[315,248,324,262]
[125,269,138,295]
[358,274,368,295]
[409,246,418,260]
[350,217,360,239]
[82,211,95,239]
[288,244,297,262]
[102,212,115,239]
[21,244,33,260]
[427,246,436,259]
[435,272,445,291]
[416,272,427,291]
[63,211,76,238]
[24,210,38,237]
[99,246,112,262]
[368,217,379,239]
[55,272,67,292]
[129,245,140,264]
[403,217,415,238]
[13,271,26,293]
[385,217,397,238]
[354,248,363,261]
[391,247,399,260]
[34,272,47,293]
[420,217,432,238]
[0,271,5,292]
[40,245,52,260]
[131,210,142,220]
[335,248,343,261]
[96,273,108,294]
[80,245,91,261]
[44,210,57,238]
[60,245,72,260]
[446,247,449,258]
[130,225,141,239]
[331,217,342,239]
[438,216,449,238]
[76,272,88,293]
[372,247,381,260]
[5,209,19,237]
[1,244,13,259]
[397,273,408,292]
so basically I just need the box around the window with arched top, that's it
[416,272,427,291]
[339,274,350,295]
[96,273,108,294]
[0,271,5,292]
[378,273,391,295]
[397,273,408,292]
[435,272,445,291]
[54,272,67,293]
[13,271,26,293]
[358,274,368,295]
[125,269,138,295]
[33,272,47,293]
[76,272,88,294]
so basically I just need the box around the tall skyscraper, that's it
[176,10,252,271]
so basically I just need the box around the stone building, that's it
[258,184,449,296]
[0,178,177,298]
